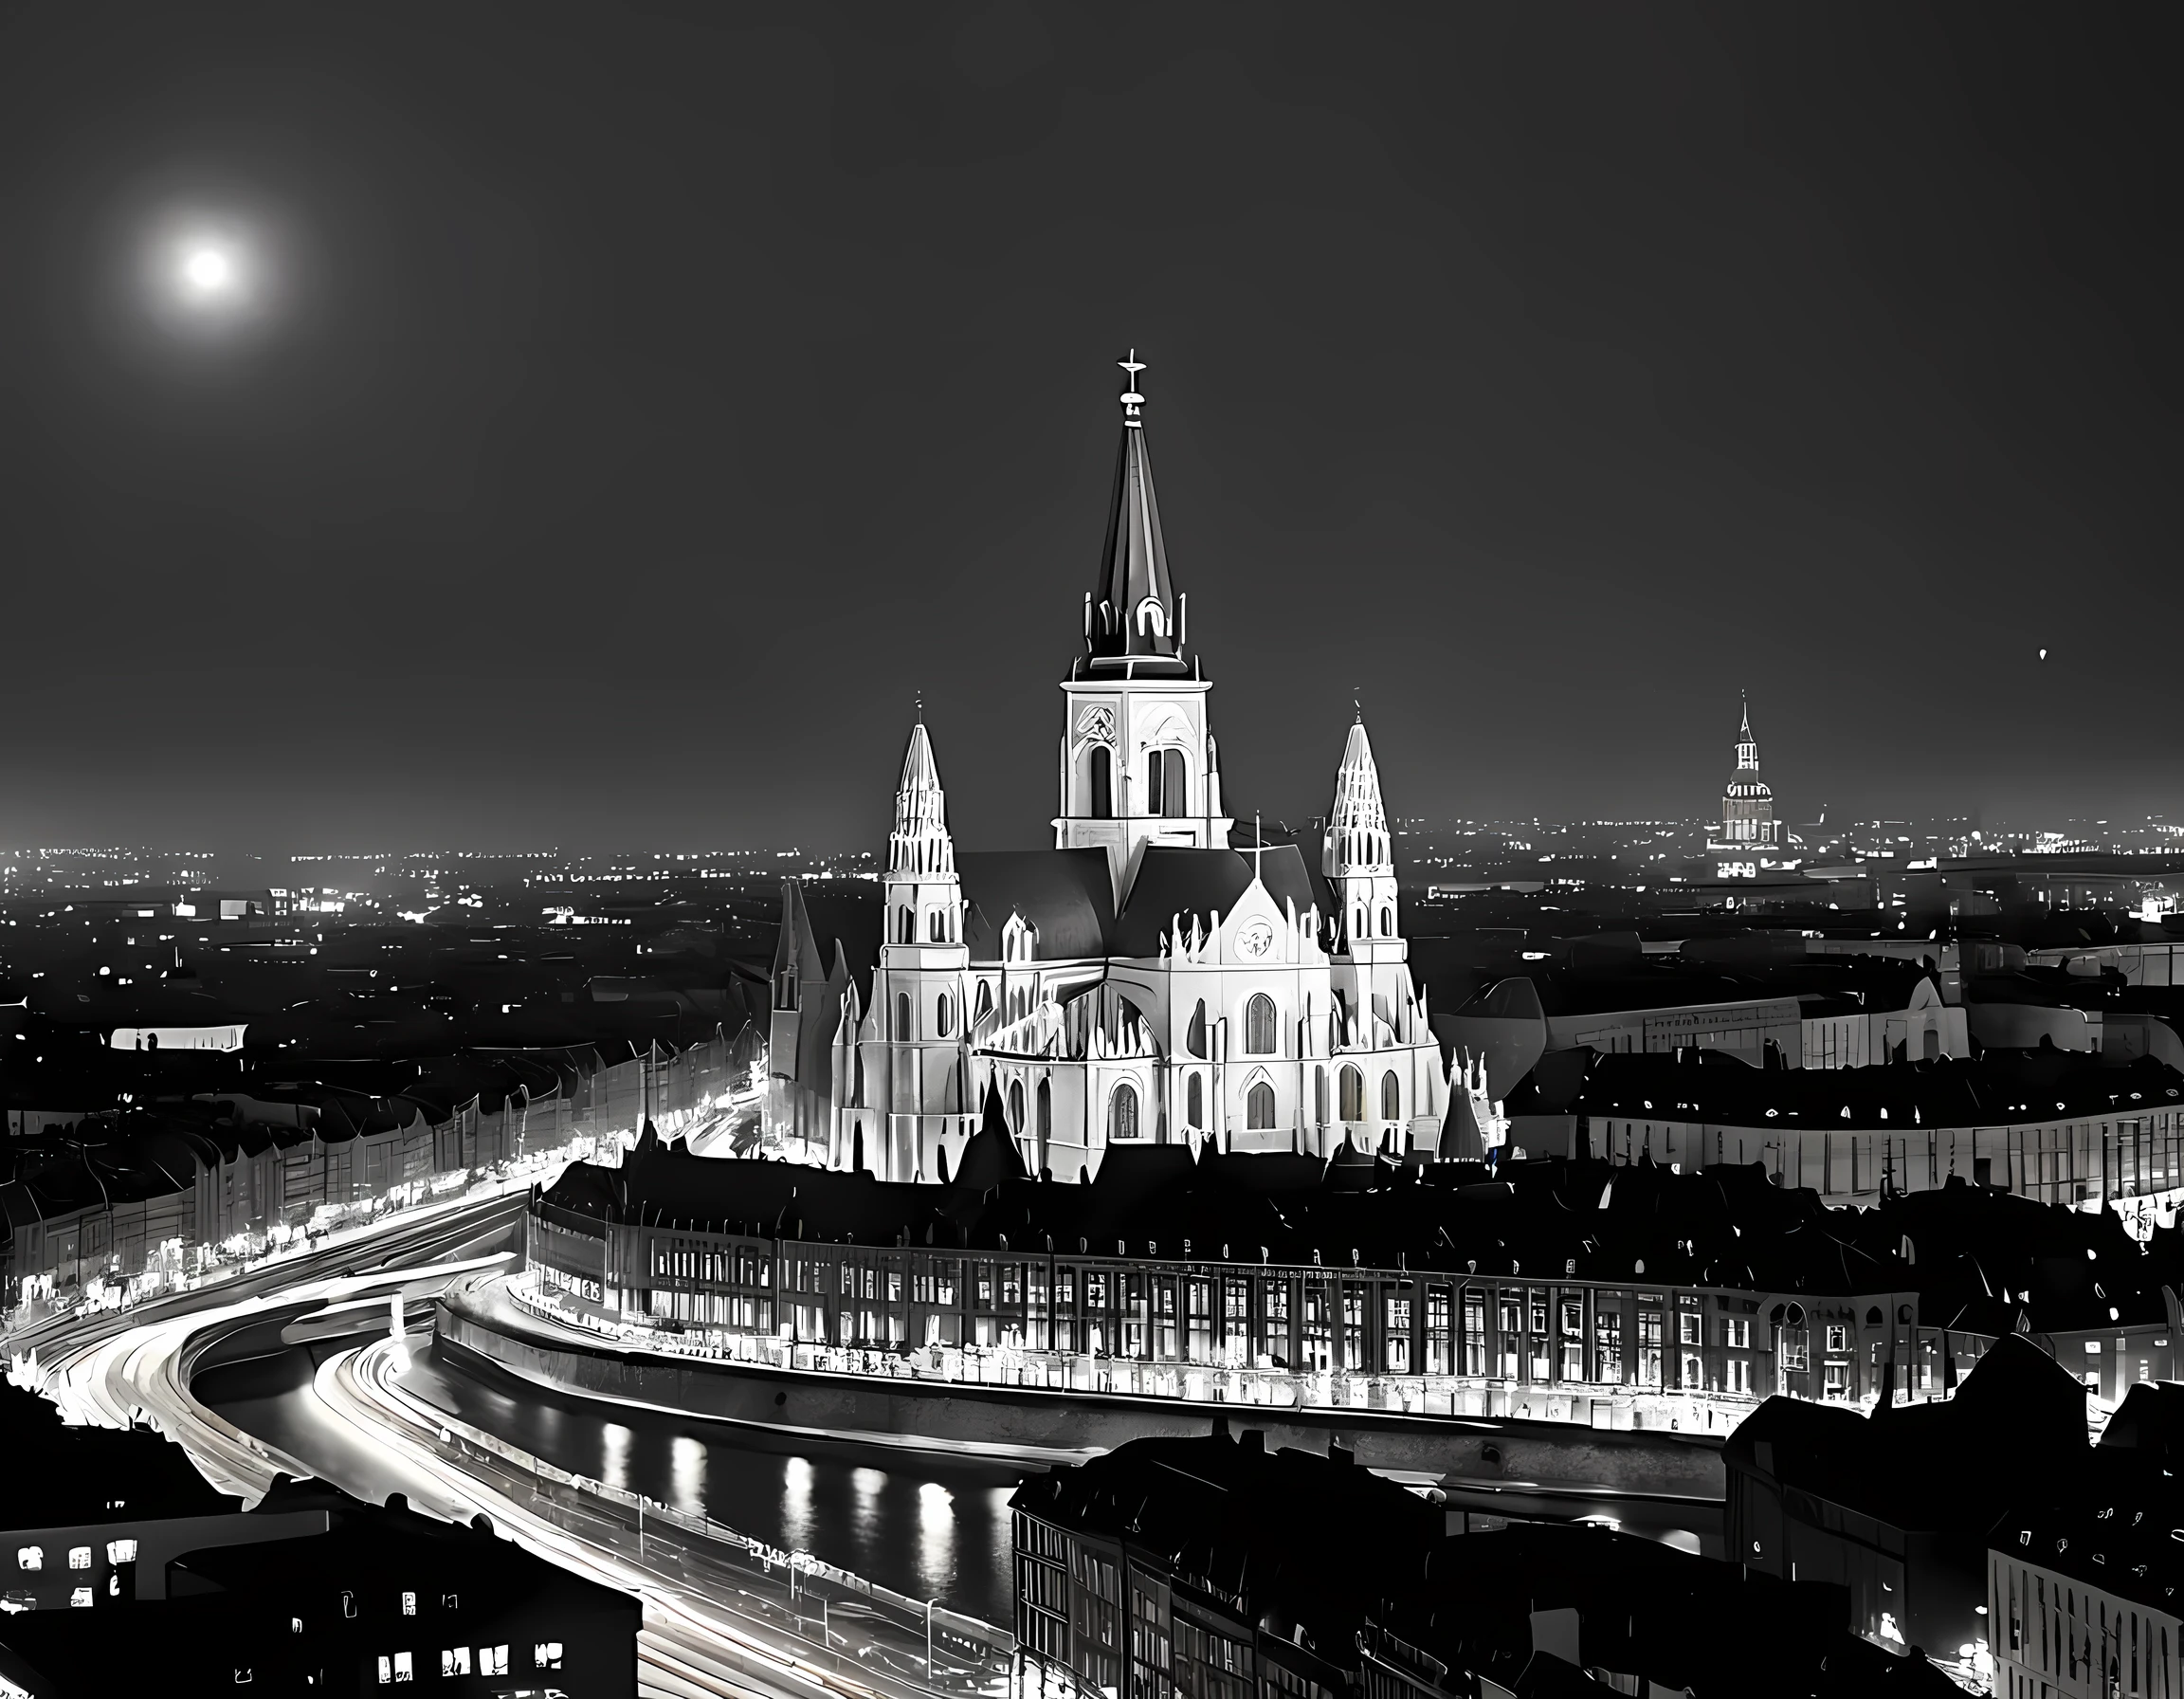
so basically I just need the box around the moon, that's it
[177,243,238,299]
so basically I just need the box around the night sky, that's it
[0,5,2175,854]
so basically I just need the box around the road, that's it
[11,1188,1011,1699]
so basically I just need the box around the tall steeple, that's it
[1325,708,1401,959]
[1084,351,1186,672]
[1056,353,1230,904]
[1735,694,1760,775]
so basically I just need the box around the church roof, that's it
[1112,844,1318,957]
[958,849,1117,960]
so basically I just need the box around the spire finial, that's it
[1354,688,1363,725]
[1252,810,1264,883]
[1119,349,1146,429]
[916,689,923,725]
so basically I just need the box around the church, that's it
[774,360,1449,1184]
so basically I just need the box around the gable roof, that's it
[1113,844,1319,958]
[958,850,1117,960]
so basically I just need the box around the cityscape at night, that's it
[0,5,2176,1697]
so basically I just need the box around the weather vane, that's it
[1119,349,1146,428]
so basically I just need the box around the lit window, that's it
[15,1549,39,1572]
[401,1591,417,1616]
[377,1657,391,1686]
[442,1648,471,1677]
[68,1587,91,1609]
[536,1642,564,1670]
[440,1593,458,1611]
[292,1617,303,1635]
[105,1541,136,1565]
[66,1548,90,1571]
[392,1651,413,1683]
[482,1646,509,1676]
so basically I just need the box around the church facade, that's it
[810,364,1448,1184]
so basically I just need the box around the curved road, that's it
[14,1190,1009,1699]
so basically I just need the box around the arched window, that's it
[936,995,953,1038]
[1186,1000,1207,1059]
[1146,748,1187,818]
[1245,993,1277,1055]
[1037,1079,1051,1146]
[1187,1073,1203,1128]
[1339,1065,1363,1122]
[1315,1066,1328,1127]
[928,909,945,943]
[896,993,911,1041]
[1247,1081,1276,1130]
[1109,1084,1139,1142]
[1381,1070,1401,1121]
[897,907,914,945]
[1379,905,1394,937]
[1009,1079,1025,1131]
[975,979,992,1021]
[1089,747,1113,818]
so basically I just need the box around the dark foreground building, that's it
[1989,1380,2184,1699]
[1724,1332,2090,1680]
[0,1389,639,1697]
[1010,1427,1960,1699]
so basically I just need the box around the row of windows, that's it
[1105,1067,1404,1140]
[375,1644,540,1684]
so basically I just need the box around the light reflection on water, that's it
[917,1480,956,1600]
[397,1346,1025,1621]
[670,1433,708,1515]
[600,1421,633,1490]
[782,1455,814,1550]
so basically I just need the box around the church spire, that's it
[1736,695,1760,775]
[1325,714,1392,878]
[888,718,954,880]
[1085,351,1184,668]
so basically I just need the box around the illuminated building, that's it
[816,364,1447,1183]
[1707,698,1796,880]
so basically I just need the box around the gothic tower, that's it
[1054,354,1231,904]
[872,712,971,1178]
[1325,709,1403,964]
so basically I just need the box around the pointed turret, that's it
[1324,709,1403,960]
[1085,352,1185,669]
[1324,710,1393,879]
[1735,694,1760,775]
[888,715,955,880]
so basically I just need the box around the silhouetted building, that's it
[1725,1334,2087,1675]
[1012,1429,1959,1699]
[1990,1380,2184,1698]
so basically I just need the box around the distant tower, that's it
[1325,707,1402,961]
[1719,696,1780,850]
